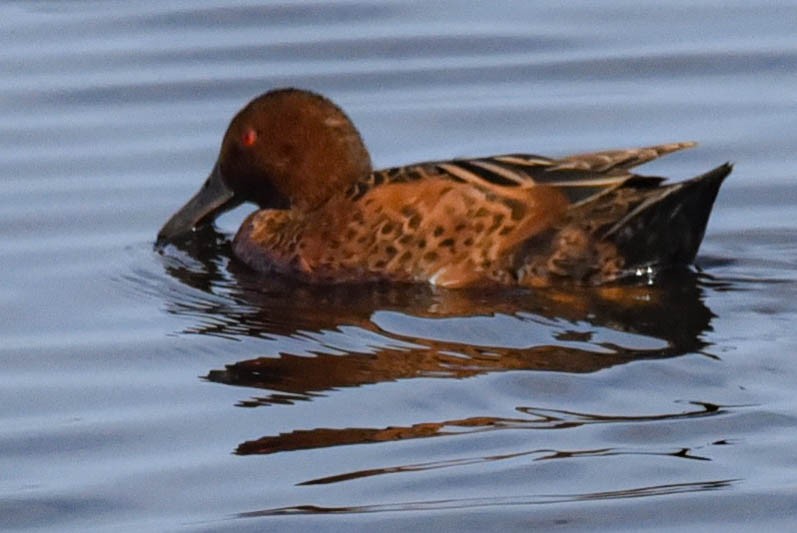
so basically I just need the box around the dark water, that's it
[3,2,797,531]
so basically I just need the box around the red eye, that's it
[241,127,257,147]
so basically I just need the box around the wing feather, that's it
[348,142,695,203]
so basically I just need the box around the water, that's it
[2,1,797,531]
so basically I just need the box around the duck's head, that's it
[157,88,372,244]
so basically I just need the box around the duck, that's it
[157,88,730,288]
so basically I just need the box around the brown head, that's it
[157,88,372,243]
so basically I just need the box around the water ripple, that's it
[240,479,737,517]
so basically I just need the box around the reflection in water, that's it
[235,401,726,456]
[234,402,737,487]
[152,226,718,465]
[298,442,714,487]
[240,479,736,517]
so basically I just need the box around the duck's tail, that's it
[603,162,732,270]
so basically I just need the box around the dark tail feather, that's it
[603,162,732,269]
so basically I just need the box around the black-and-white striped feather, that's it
[347,142,695,203]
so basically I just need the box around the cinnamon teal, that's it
[157,88,730,288]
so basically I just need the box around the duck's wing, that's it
[351,142,696,203]
[547,141,696,173]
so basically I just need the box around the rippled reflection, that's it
[155,227,714,347]
[236,401,726,457]
[150,226,719,463]
[240,479,737,517]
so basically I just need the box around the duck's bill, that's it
[156,163,241,245]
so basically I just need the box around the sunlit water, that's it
[2,2,797,531]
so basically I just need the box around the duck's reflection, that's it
[157,226,716,458]
[235,401,724,459]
